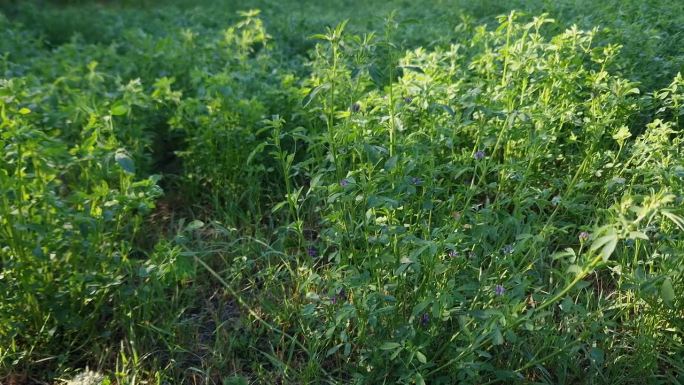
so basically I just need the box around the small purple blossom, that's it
[494,284,505,296]
[579,231,590,242]
[410,176,423,185]
[351,103,361,113]
[340,178,350,187]
[420,313,430,327]
[404,96,413,103]
[307,247,317,257]
[448,250,459,258]
[474,150,486,160]
[551,196,562,206]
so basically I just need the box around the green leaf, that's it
[411,301,429,316]
[401,18,420,25]
[302,83,330,107]
[384,155,398,171]
[628,231,649,240]
[186,220,205,231]
[661,210,684,231]
[246,142,267,165]
[590,230,618,262]
[400,256,413,264]
[492,327,504,345]
[661,277,675,306]
[114,151,136,174]
[600,237,617,262]
[589,347,605,365]
[271,200,289,213]
[18,107,31,115]
[309,33,329,41]
[416,351,427,364]
[380,342,401,350]
[409,243,431,261]
[222,375,248,385]
[300,303,316,316]
[432,103,455,116]
[111,102,129,116]
[400,65,425,74]
[369,63,385,87]
[326,344,342,357]
[552,248,576,260]
[611,126,632,142]
[673,166,684,178]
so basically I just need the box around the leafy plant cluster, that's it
[0,1,683,384]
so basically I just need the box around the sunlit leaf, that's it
[380,342,401,350]
[114,151,135,174]
[661,278,675,306]
[111,102,129,116]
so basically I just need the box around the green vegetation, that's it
[1,1,683,383]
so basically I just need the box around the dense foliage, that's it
[1,1,683,384]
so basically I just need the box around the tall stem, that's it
[328,41,341,180]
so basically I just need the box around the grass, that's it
[0,0,683,384]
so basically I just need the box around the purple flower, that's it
[307,247,317,257]
[474,150,486,160]
[579,231,590,242]
[501,244,514,255]
[351,103,361,113]
[420,313,430,327]
[494,284,505,296]
[404,96,413,103]
[448,250,459,257]
[340,178,350,187]
[410,176,423,185]
[551,196,561,206]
